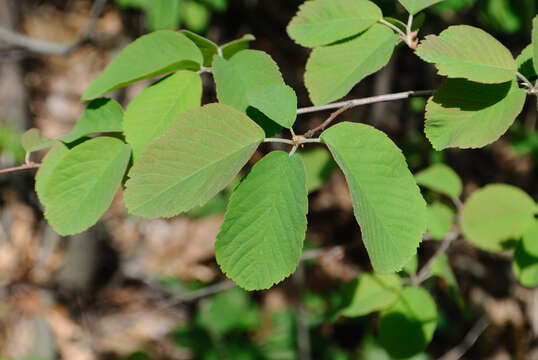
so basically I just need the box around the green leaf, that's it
[398,0,443,14]
[430,254,461,306]
[124,104,264,218]
[383,13,425,33]
[321,122,427,273]
[124,71,202,158]
[305,24,398,105]
[180,30,218,67]
[215,151,308,290]
[403,255,419,275]
[299,147,336,193]
[427,202,455,240]
[462,184,537,252]
[35,143,69,204]
[183,1,210,33]
[533,15,538,75]
[82,30,202,101]
[286,0,382,47]
[145,0,182,30]
[220,34,256,59]
[414,163,462,198]
[43,137,131,235]
[359,335,432,360]
[416,25,517,83]
[248,84,297,129]
[516,44,537,81]
[513,221,538,288]
[339,274,402,317]
[213,50,284,136]
[21,128,57,153]
[59,98,124,144]
[425,79,526,150]
[378,287,437,358]
[197,287,260,334]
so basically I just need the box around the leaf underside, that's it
[398,0,444,15]
[215,151,308,290]
[124,103,264,218]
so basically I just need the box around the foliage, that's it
[16,2,538,358]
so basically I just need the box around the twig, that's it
[296,90,434,115]
[437,316,489,360]
[0,163,40,174]
[0,0,107,56]
[415,231,459,285]
[304,104,351,138]
[264,138,295,145]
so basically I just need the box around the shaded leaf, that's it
[59,98,123,143]
[215,151,308,290]
[213,50,284,136]
[124,104,264,218]
[43,137,131,235]
[462,184,536,252]
[321,122,427,273]
[378,287,437,358]
[286,0,382,47]
[180,30,218,67]
[305,24,398,105]
[398,0,444,14]
[415,163,462,198]
[339,274,402,317]
[248,84,297,129]
[416,25,516,83]
[82,30,202,100]
[513,220,538,288]
[359,335,432,360]
[425,79,526,150]
[220,34,256,59]
[124,71,202,158]
[299,147,336,193]
[430,254,463,307]
[427,202,455,240]
[516,44,537,81]
[21,128,57,153]
[534,15,538,75]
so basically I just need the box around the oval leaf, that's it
[305,24,398,105]
[180,30,218,67]
[516,44,537,81]
[339,274,402,318]
[213,50,285,136]
[286,0,382,47]
[321,122,427,273]
[416,25,517,83]
[124,104,264,218]
[215,151,308,290]
[415,163,462,198]
[59,98,124,144]
[513,220,538,288]
[82,30,202,101]
[425,79,526,150]
[398,0,443,15]
[427,202,455,240]
[43,137,131,235]
[247,84,297,129]
[124,71,202,158]
[462,184,537,252]
[220,34,256,59]
[378,287,437,358]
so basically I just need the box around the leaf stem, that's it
[378,18,406,38]
[516,71,534,89]
[296,90,434,115]
[406,13,414,35]
[263,138,295,145]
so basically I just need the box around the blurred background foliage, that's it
[0,0,537,359]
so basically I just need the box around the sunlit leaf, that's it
[321,122,427,273]
[415,163,462,198]
[398,0,444,14]
[513,220,538,288]
[248,84,297,129]
[426,202,455,240]
[21,128,57,153]
[220,34,256,59]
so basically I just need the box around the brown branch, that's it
[0,163,40,174]
[437,316,489,360]
[304,104,351,138]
